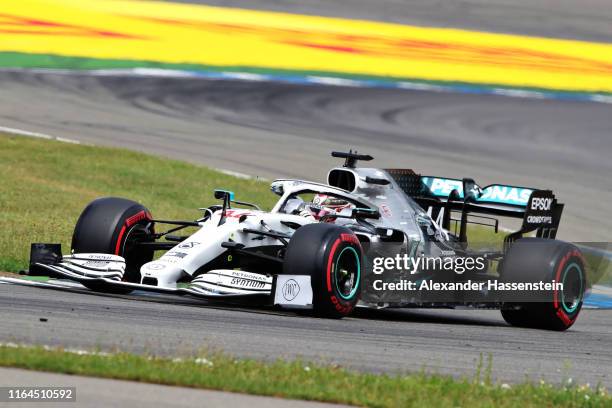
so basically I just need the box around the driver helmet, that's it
[310,194,353,221]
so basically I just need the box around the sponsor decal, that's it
[340,233,360,245]
[531,197,553,211]
[282,279,300,301]
[178,242,200,249]
[230,278,267,289]
[380,204,392,217]
[159,258,180,264]
[146,263,166,270]
[424,177,464,197]
[526,215,553,224]
[84,261,111,267]
[224,209,252,218]
[125,210,149,227]
[331,295,353,314]
[167,252,188,258]
[422,177,533,206]
[312,195,325,205]
[194,270,271,291]
[480,185,532,206]
[231,271,269,282]
[274,275,313,307]
[80,254,115,260]
[523,191,555,227]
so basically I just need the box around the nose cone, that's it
[140,261,185,288]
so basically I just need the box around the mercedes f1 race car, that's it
[28,151,587,330]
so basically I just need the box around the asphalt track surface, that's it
[1,284,612,388]
[0,71,610,241]
[1,0,611,395]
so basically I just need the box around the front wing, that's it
[33,262,271,301]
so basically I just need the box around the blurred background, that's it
[0,0,610,241]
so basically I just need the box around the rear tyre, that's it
[500,238,586,331]
[71,197,155,293]
[283,224,362,318]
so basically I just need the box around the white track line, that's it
[0,126,81,144]
[1,125,263,180]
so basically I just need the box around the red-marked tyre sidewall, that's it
[550,248,586,328]
[323,234,362,316]
[283,224,362,318]
[501,238,587,331]
[72,197,155,289]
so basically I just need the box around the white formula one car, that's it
[29,151,586,329]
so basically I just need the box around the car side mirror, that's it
[352,208,381,220]
[214,189,235,201]
[270,182,284,196]
[375,228,405,243]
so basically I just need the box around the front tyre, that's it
[283,224,362,318]
[71,197,155,293]
[500,238,586,331]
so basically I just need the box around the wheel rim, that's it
[561,262,583,314]
[122,223,151,257]
[334,246,360,300]
[120,222,154,281]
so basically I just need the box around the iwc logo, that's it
[282,279,300,301]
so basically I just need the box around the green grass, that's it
[0,345,608,408]
[0,133,277,273]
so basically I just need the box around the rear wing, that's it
[385,169,564,242]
